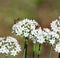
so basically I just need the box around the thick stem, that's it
[6,55,7,58]
[23,38,28,58]
[33,44,35,58]
[48,45,53,58]
[38,44,41,58]
[58,53,60,58]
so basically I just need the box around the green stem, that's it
[48,45,53,58]
[23,38,28,58]
[38,44,41,58]
[6,55,7,58]
[33,44,35,58]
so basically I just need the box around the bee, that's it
[14,18,20,24]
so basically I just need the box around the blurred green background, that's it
[0,0,60,58]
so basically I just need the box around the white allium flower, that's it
[1,46,9,54]
[0,36,21,56]
[50,17,60,33]
[43,28,51,41]
[0,37,5,43]
[29,27,45,44]
[49,39,55,45]
[55,42,60,53]
[43,28,59,46]
[10,49,17,56]
[12,18,38,38]
[43,28,51,33]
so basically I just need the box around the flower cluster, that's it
[50,16,60,53]
[0,36,21,56]
[55,42,60,53]
[29,27,45,44]
[50,17,60,33]
[12,18,38,38]
[12,18,60,54]
[29,27,59,45]
[12,18,46,44]
[43,28,59,46]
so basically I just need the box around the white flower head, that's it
[43,28,51,41]
[55,42,60,53]
[0,36,21,56]
[12,18,38,38]
[29,27,45,44]
[43,28,59,46]
[50,17,60,33]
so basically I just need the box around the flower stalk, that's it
[38,44,41,58]
[48,45,53,58]
[23,38,28,58]
[33,44,35,58]
[6,55,7,58]
[58,53,60,58]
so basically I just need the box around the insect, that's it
[14,18,20,24]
